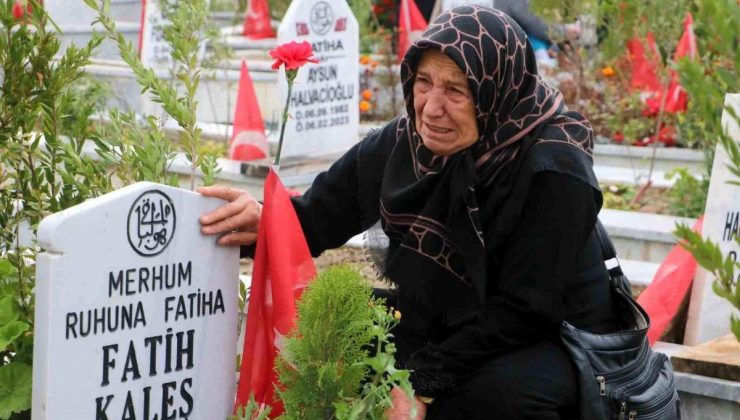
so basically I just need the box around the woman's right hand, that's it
[198,185,262,246]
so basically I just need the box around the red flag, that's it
[638,217,703,345]
[627,33,662,95]
[230,61,269,161]
[664,13,697,113]
[243,0,275,39]
[398,0,427,62]
[234,168,316,416]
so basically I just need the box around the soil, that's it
[601,184,677,216]
[632,186,674,215]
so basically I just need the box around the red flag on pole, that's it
[234,168,316,416]
[664,13,697,113]
[638,217,703,345]
[230,60,269,161]
[627,33,662,95]
[243,0,275,39]
[398,0,427,62]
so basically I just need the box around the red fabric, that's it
[243,0,275,39]
[138,0,147,57]
[397,0,427,62]
[231,144,266,161]
[664,13,697,113]
[234,168,316,416]
[627,33,661,95]
[230,61,268,161]
[638,216,703,345]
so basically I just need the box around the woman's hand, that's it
[198,185,262,246]
[385,387,427,420]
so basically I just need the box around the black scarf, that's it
[368,6,599,327]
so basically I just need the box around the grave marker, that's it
[276,0,359,158]
[45,0,99,28]
[32,182,239,419]
[139,0,210,68]
[684,93,740,345]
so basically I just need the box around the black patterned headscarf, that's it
[375,5,598,327]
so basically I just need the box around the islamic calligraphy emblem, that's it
[127,190,176,257]
[309,1,334,35]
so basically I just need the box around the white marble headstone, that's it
[276,0,360,158]
[32,182,239,419]
[45,0,99,27]
[139,0,209,68]
[684,93,740,345]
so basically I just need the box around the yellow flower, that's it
[359,100,372,112]
[393,310,402,320]
[601,66,616,77]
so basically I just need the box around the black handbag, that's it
[560,221,681,420]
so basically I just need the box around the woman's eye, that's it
[414,78,431,92]
[449,88,466,97]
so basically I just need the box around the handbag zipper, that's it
[639,391,680,420]
[630,378,676,412]
[618,377,677,420]
[596,375,606,396]
[618,402,627,420]
[615,353,666,397]
[596,343,650,384]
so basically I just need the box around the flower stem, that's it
[274,79,294,167]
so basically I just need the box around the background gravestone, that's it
[276,0,360,159]
[33,182,239,419]
[139,0,210,69]
[684,93,740,345]
[45,0,141,61]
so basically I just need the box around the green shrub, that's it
[665,168,709,218]
[276,266,412,420]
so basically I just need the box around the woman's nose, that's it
[424,91,446,117]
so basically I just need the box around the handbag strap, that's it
[595,219,635,296]
[595,219,617,261]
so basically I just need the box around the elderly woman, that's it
[200,6,618,419]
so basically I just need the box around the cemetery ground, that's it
[1,0,739,419]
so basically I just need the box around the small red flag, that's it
[230,61,269,161]
[243,0,275,39]
[664,13,697,113]
[234,168,316,416]
[627,33,662,95]
[398,0,427,62]
[638,217,703,345]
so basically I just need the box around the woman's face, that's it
[413,50,479,156]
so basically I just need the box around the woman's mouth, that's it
[426,123,453,134]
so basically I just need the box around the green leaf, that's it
[0,297,20,326]
[0,321,29,353]
[0,260,14,279]
[732,313,740,342]
[0,362,32,419]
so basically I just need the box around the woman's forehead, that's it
[416,50,467,84]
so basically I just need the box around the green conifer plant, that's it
[235,265,413,420]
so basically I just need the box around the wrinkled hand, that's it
[385,387,427,420]
[198,185,262,246]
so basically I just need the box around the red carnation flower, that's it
[269,41,318,71]
[12,2,25,20]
